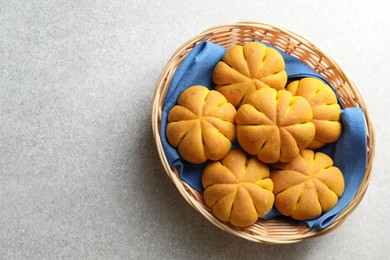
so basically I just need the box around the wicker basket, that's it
[151,22,375,244]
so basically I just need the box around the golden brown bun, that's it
[287,78,342,149]
[166,86,236,164]
[270,149,345,221]
[213,42,287,107]
[202,149,274,227]
[236,88,315,163]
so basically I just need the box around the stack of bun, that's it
[166,42,344,227]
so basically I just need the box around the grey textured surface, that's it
[1,0,389,259]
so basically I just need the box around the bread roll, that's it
[166,85,236,164]
[213,42,287,107]
[270,149,345,221]
[287,77,342,149]
[202,149,274,227]
[236,88,315,163]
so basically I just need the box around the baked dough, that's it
[287,77,342,149]
[213,42,287,107]
[270,149,345,221]
[236,88,315,163]
[202,149,274,227]
[166,85,236,164]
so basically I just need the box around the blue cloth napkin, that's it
[160,41,367,229]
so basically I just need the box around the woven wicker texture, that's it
[152,22,375,244]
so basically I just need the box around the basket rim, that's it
[151,22,375,244]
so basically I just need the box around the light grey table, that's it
[1,0,389,259]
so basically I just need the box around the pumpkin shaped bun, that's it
[236,87,315,163]
[213,42,287,107]
[166,85,236,164]
[270,149,345,221]
[287,77,342,149]
[202,149,274,227]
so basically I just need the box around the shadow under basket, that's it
[151,22,375,244]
